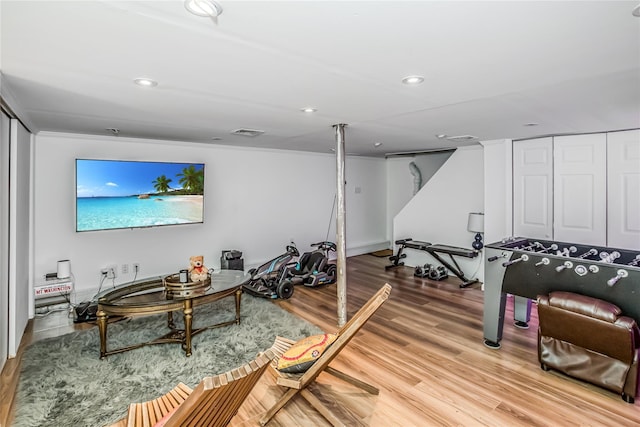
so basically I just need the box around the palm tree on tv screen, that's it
[177,165,204,194]
[152,175,172,193]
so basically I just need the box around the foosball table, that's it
[483,237,640,349]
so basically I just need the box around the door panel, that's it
[553,134,607,245]
[513,138,553,239]
[607,129,640,249]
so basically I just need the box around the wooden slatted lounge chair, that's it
[260,283,392,426]
[110,338,284,427]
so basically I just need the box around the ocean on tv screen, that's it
[76,194,204,231]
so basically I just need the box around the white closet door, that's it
[607,129,640,250]
[553,134,607,245]
[513,138,553,239]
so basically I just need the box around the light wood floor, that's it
[2,254,640,426]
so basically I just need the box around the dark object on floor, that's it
[283,241,337,288]
[243,244,300,299]
[414,263,448,280]
[537,291,640,403]
[370,249,393,257]
[220,249,244,270]
[386,238,479,287]
[74,301,98,323]
[244,242,338,299]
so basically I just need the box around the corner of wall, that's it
[392,146,485,282]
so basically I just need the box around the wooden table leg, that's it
[183,299,193,357]
[97,309,108,359]
[235,288,242,324]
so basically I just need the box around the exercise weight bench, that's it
[385,239,431,269]
[386,238,479,288]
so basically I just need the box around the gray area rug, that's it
[13,294,322,427]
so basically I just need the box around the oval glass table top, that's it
[98,270,250,309]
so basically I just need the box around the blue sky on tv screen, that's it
[76,160,204,198]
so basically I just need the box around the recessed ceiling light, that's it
[524,122,539,127]
[436,134,448,139]
[301,107,317,113]
[134,78,157,87]
[374,142,383,148]
[184,0,223,17]
[211,137,222,141]
[402,75,424,85]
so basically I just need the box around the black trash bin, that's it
[220,250,244,271]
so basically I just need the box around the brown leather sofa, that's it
[537,291,640,403]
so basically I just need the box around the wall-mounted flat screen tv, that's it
[76,159,205,232]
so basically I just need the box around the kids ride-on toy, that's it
[242,244,299,299]
[283,241,337,288]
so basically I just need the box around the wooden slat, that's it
[149,399,161,425]
[123,382,193,427]
[324,366,379,395]
[153,342,278,426]
[299,388,346,427]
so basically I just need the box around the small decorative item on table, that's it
[163,273,211,298]
[188,255,209,282]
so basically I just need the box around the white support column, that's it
[334,124,347,327]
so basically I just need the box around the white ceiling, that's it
[1,0,639,157]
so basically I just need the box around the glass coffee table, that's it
[96,269,249,358]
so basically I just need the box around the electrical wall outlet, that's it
[106,264,117,279]
[122,263,129,274]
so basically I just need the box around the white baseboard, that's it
[346,241,391,257]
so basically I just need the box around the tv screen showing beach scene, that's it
[76,159,205,232]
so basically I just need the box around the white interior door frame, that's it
[0,110,10,369]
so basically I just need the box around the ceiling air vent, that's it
[445,135,478,141]
[231,128,265,137]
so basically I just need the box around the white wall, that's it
[385,152,453,245]
[393,146,485,282]
[481,139,513,244]
[412,151,455,187]
[32,132,387,302]
[344,156,389,255]
[386,157,416,244]
[8,119,31,356]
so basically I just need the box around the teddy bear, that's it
[188,255,209,282]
